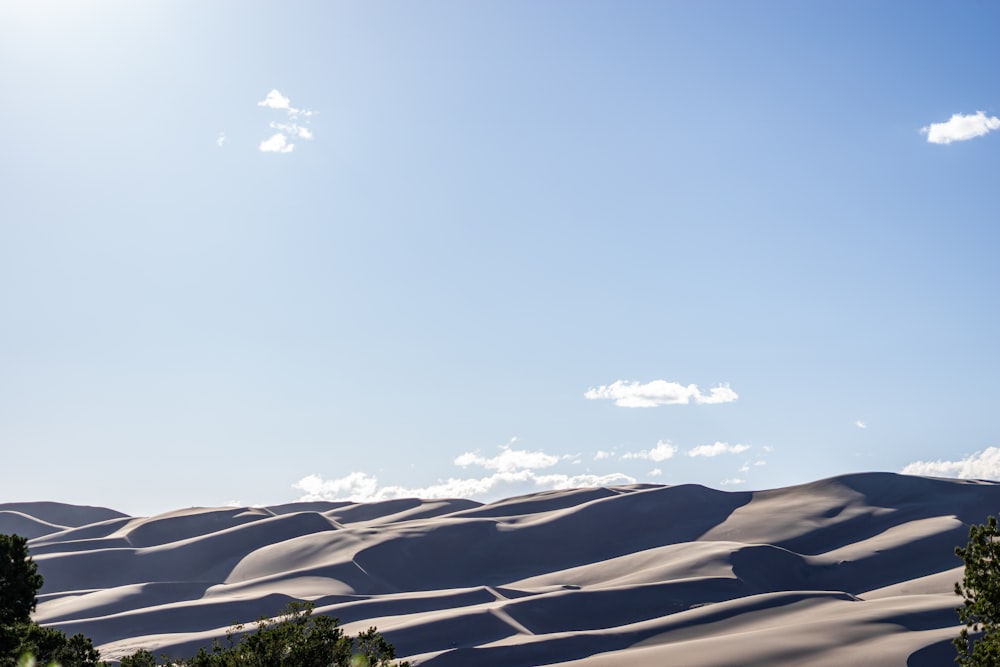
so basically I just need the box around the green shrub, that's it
[119,601,408,667]
[955,515,1000,665]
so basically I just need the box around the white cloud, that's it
[534,472,637,490]
[259,133,294,153]
[258,89,296,113]
[720,478,746,486]
[454,447,559,473]
[687,442,751,457]
[270,121,314,140]
[739,463,750,473]
[754,460,766,467]
[622,440,678,462]
[216,132,227,148]
[294,472,378,500]
[293,470,637,502]
[921,111,1000,144]
[585,379,738,408]
[295,440,643,503]
[257,89,314,154]
[649,468,663,478]
[855,420,867,429]
[594,450,613,460]
[901,447,1000,480]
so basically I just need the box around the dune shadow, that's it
[906,636,956,666]
[354,485,754,591]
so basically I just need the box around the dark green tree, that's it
[955,515,1000,665]
[1,534,45,662]
[0,535,44,628]
[17,625,101,667]
[119,649,157,667]
[0,533,103,667]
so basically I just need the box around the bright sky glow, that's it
[1,1,998,515]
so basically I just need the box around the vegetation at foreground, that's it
[955,515,1000,665]
[119,601,409,667]
[1,533,407,667]
[1,534,100,667]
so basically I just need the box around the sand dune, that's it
[9,472,995,665]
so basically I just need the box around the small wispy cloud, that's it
[622,440,678,462]
[270,121,313,139]
[901,447,1000,480]
[454,446,559,473]
[720,478,746,487]
[216,132,227,148]
[921,111,1000,144]
[258,89,314,154]
[594,450,613,461]
[855,420,868,429]
[585,379,738,408]
[687,442,751,458]
[648,468,663,478]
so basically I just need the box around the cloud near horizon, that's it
[454,446,559,473]
[294,441,638,502]
[585,379,738,407]
[901,447,1000,480]
[293,469,638,503]
[921,111,1000,144]
[622,440,678,462]
[687,442,751,457]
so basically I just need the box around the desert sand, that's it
[4,472,995,666]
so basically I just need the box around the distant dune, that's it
[9,472,997,666]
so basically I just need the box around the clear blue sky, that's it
[2,1,998,515]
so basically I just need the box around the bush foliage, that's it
[1,534,99,667]
[955,515,1000,666]
[119,601,408,667]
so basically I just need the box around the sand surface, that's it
[8,472,994,665]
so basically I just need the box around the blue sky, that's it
[2,1,999,515]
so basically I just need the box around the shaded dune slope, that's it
[16,473,996,666]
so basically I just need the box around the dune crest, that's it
[17,473,995,666]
